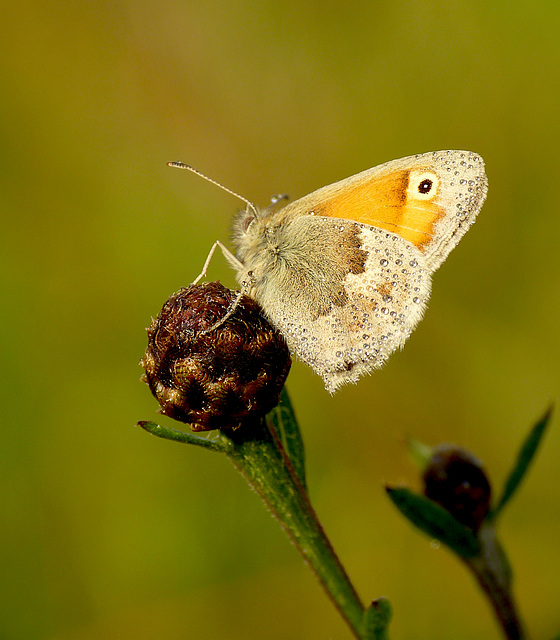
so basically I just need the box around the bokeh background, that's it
[2,1,559,639]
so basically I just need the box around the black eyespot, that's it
[418,179,433,194]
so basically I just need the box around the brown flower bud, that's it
[423,444,492,531]
[141,282,291,431]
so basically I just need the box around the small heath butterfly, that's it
[169,150,487,392]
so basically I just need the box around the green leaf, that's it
[362,597,392,640]
[386,487,481,558]
[136,420,232,452]
[491,405,553,520]
[266,387,307,491]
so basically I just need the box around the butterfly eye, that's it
[243,215,255,232]
[418,179,433,194]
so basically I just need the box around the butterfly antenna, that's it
[167,161,259,218]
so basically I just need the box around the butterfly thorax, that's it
[232,206,290,293]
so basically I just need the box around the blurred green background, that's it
[2,1,559,638]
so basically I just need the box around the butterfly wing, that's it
[234,150,487,391]
[280,149,487,271]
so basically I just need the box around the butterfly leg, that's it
[198,271,255,334]
[192,242,254,333]
[200,283,250,333]
[192,240,243,284]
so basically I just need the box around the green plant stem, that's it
[227,419,367,639]
[463,524,524,640]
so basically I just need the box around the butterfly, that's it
[169,150,487,392]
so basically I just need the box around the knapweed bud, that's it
[141,282,291,431]
[423,444,492,531]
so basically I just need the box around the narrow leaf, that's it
[491,405,553,520]
[267,387,307,491]
[386,487,480,557]
[137,421,230,452]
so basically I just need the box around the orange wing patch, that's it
[315,168,444,251]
